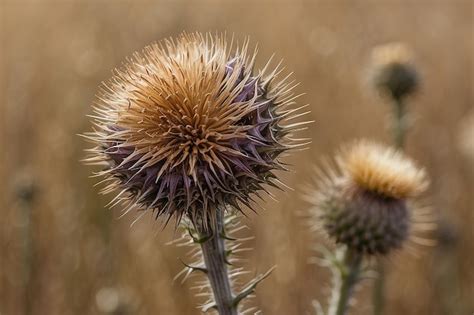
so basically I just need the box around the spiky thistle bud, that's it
[370,42,419,101]
[309,140,429,256]
[83,32,306,227]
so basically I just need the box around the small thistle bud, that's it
[370,42,419,101]
[310,140,429,256]
[83,32,307,227]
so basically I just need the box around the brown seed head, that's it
[308,140,430,255]
[83,32,308,227]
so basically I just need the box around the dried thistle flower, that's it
[83,32,307,227]
[309,140,430,256]
[370,42,419,101]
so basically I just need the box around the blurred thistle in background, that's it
[306,140,434,315]
[369,42,420,150]
[457,111,474,163]
[370,43,419,102]
[311,140,431,256]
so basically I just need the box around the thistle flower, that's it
[370,42,419,101]
[309,140,429,256]
[83,32,307,227]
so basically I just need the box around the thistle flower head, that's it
[309,140,429,255]
[370,42,419,100]
[84,32,306,227]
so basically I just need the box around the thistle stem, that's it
[17,183,36,315]
[372,261,385,315]
[196,210,237,315]
[373,96,407,315]
[393,97,407,150]
[329,249,362,315]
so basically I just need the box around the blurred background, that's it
[1,1,473,314]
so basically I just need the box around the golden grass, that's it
[0,1,472,314]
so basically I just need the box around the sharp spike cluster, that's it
[83,32,309,228]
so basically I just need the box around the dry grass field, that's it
[1,1,472,314]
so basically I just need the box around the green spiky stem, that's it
[196,210,237,315]
[373,96,407,315]
[329,249,362,315]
